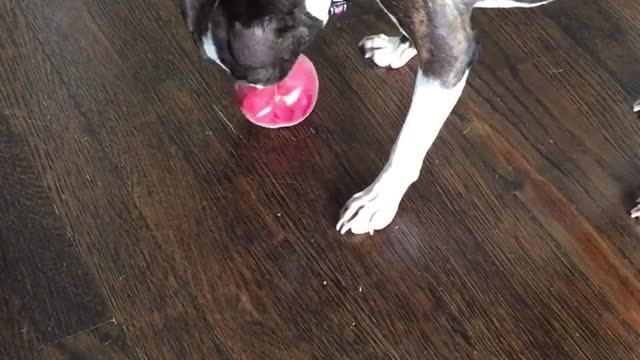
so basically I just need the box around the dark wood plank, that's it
[41,320,132,360]
[1,0,640,358]
[0,114,116,356]
[0,1,233,358]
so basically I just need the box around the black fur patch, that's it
[181,0,323,85]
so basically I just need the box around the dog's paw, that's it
[359,34,417,69]
[336,185,401,235]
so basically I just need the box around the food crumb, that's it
[276,213,282,217]
[358,286,362,292]
[323,281,327,285]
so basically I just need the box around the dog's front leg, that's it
[337,69,469,234]
[337,4,475,234]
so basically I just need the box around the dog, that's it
[181,0,556,234]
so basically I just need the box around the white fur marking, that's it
[202,28,229,72]
[359,34,417,69]
[632,197,640,218]
[305,0,332,23]
[337,69,470,235]
[474,0,553,8]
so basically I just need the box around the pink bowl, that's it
[234,55,319,129]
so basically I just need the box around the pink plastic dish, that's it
[234,54,319,129]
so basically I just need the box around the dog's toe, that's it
[359,34,389,49]
[337,186,400,235]
[391,47,418,69]
[359,34,416,69]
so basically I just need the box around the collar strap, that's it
[329,0,349,16]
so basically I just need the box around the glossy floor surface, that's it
[2,0,640,358]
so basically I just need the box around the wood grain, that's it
[1,0,639,358]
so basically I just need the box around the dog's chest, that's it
[305,0,333,23]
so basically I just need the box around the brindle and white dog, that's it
[185,0,640,234]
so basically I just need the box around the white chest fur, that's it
[305,0,332,23]
[202,27,229,72]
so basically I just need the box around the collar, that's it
[329,0,350,16]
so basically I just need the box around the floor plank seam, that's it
[37,318,117,350]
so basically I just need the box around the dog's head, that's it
[182,0,327,86]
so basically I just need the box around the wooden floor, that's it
[2,0,640,358]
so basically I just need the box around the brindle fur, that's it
[378,0,477,87]
[181,0,545,87]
